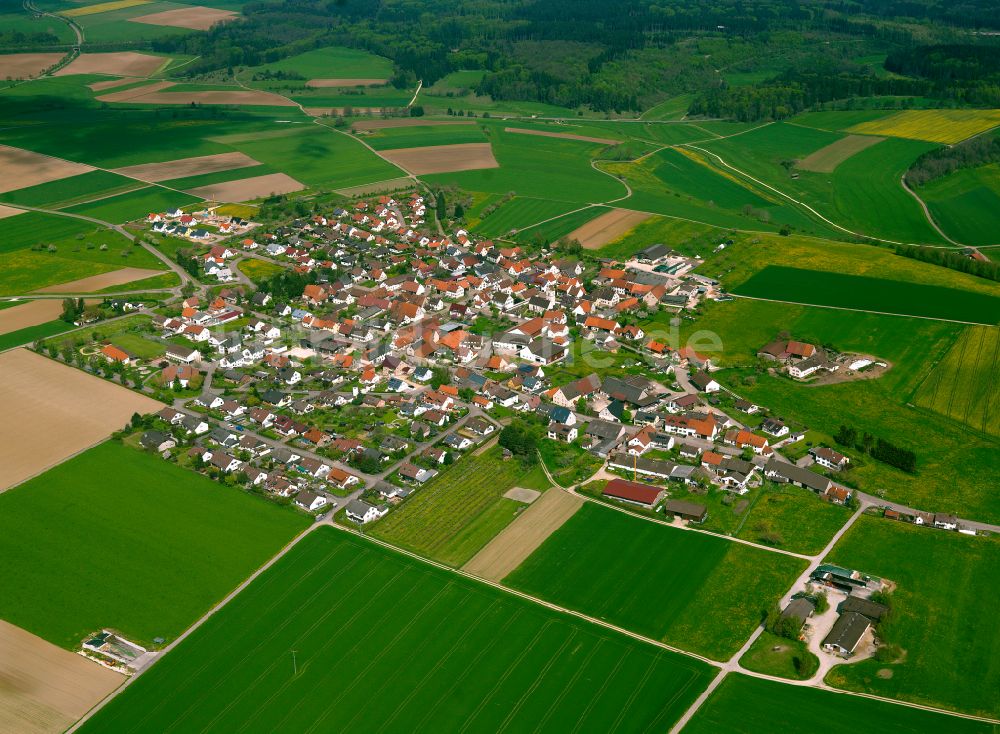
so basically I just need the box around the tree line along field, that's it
[685,674,996,734]
[731,266,1000,324]
[825,515,1000,719]
[0,441,308,649]
[503,503,806,661]
[913,325,1000,437]
[79,528,715,734]
[369,446,545,567]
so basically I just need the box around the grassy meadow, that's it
[0,441,308,649]
[79,528,714,734]
[504,502,806,660]
[917,162,1000,246]
[825,515,1000,718]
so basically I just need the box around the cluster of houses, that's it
[148,206,254,248]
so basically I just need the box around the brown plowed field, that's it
[185,172,304,202]
[505,127,618,145]
[128,5,237,30]
[0,145,93,195]
[0,349,162,491]
[55,52,166,78]
[463,489,582,581]
[569,208,650,249]
[34,267,165,293]
[378,143,498,175]
[111,152,259,182]
[0,53,63,79]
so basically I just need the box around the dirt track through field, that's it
[463,489,582,581]
[55,52,166,78]
[378,143,498,175]
[797,135,885,173]
[306,78,389,88]
[128,5,236,30]
[569,208,650,249]
[0,146,93,195]
[0,53,63,79]
[0,620,124,734]
[33,267,165,294]
[185,172,304,202]
[111,152,260,182]
[0,349,162,491]
[505,127,619,146]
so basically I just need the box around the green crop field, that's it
[685,674,995,734]
[825,515,1000,718]
[0,211,96,253]
[696,123,946,243]
[474,196,584,238]
[242,45,393,82]
[917,163,1000,246]
[639,94,695,120]
[290,89,414,108]
[0,170,143,209]
[0,250,115,293]
[154,163,274,191]
[733,266,1000,324]
[599,215,722,261]
[79,528,715,734]
[63,185,201,224]
[0,319,74,351]
[362,124,489,151]
[370,446,537,566]
[0,441,308,649]
[913,326,1000,437]
[504,503,806,660]
[514,205,605,243]
[233,125,403,189]
[422,128,626,203]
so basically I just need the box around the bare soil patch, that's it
[504,487,540,504]
[505,126,618,146]
[136,88,294,107]
[55,52,166,78]
[0,204,26,220]
[33,267,165,294]
[379,142,498,175]
[463,489,582,581]
[185,172,304,202]
[0,349,162,491]
[128,5,236,30]
[0,53,63,80]
[306,78,389,88]
[94,80,174,102]
[569,207,651,249]
[0,145,93,195]
[88,77,140,91]
[0,300,63,335]
[0,620,124,734]
[352,118,475,131]
[111,152,259,183]
[797,135,885,173]
[877,668,894,679]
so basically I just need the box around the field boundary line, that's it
[899,173,960,245]
[730,293,993,326]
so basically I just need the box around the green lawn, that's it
[369,446,539,567]
[237,257,284,283]
[0,441,308,649]
[537,438,604,487]
[733,266,1000,324]
[504,503,806,660]
[80,528,714,733]
[739,630,818,680]
[825,515,1000,718]
[685,674,994,734]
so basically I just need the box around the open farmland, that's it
[33,266,166,293]
[185,171,304,202]
[98,82,296,107]
[797,134,885,172]
[504,503,806,660]
[685,674,995,734]
[848,109,1000,144]
[0,441,308,649]
[917,162,1000,246]
[0,299,66,335]
[110,151,259,182]
[61,0,151,18]
[0,170,142,209]
[914,326,999,437]
[370,446,539,567]
[361,124,489,151]
[732,266,1000,324]
[569,207,651,248]
[0,53,63,79]
[825,515,1000,718]
[128,5,237,30]
[0,349,162,490]
[463,488,582,581]
[78,528,714,734]
[0,621,123,734]
[378,142,498,175]
[0,145,93,195]
[54,52,166,77]
[242,46,393,87]
[504,126,618,145]
[473,196,584,238]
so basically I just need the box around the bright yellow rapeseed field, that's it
[61,0,150,17]
[848,109,1000,145]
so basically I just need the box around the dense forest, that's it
[905,133,1000,187]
